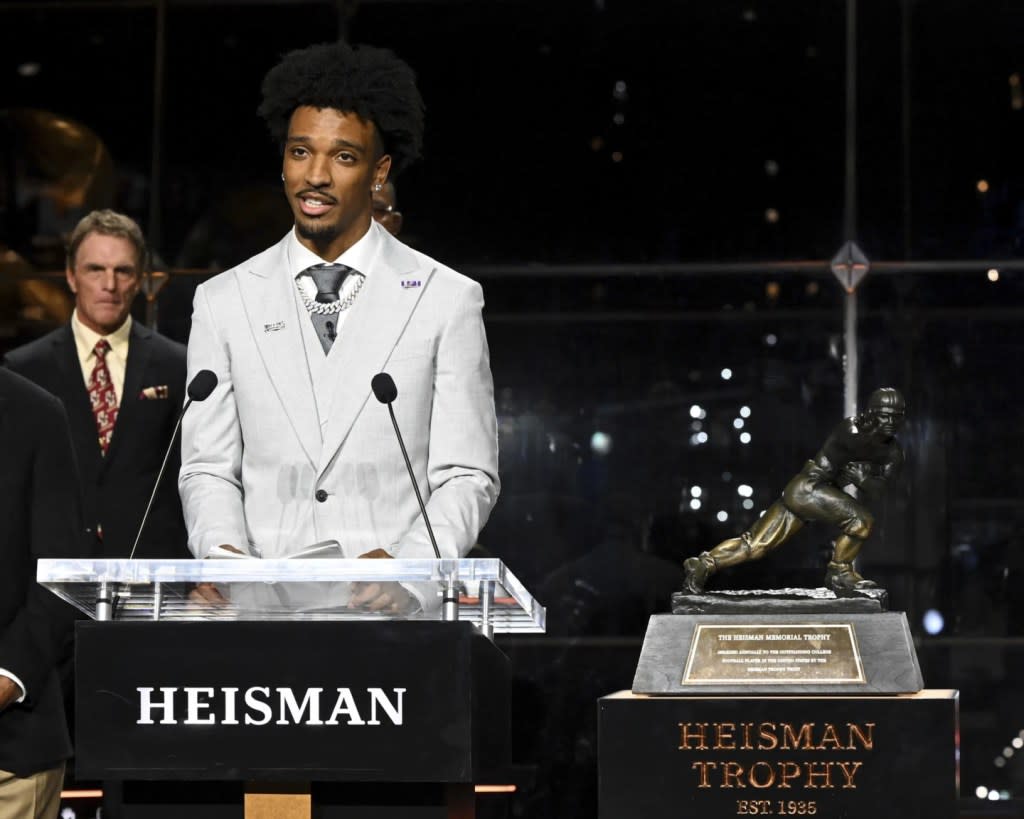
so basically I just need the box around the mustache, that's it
[296,189,338,204]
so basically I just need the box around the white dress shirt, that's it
[286,222,382,340]
[71,310,133,403]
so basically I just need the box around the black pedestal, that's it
[76,621,509,818]
[598,689,958,819]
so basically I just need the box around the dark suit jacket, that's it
[5,321,190,559]
[0,368,88,776]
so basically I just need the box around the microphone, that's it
[127,369,218,561]
[371,372,441,560]
[187,369,218,402]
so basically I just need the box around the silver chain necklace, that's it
[296,272,366,315]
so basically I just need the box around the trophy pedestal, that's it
[635,594,922,695]
[598,689,958,819]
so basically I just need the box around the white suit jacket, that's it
[179,223,500,562]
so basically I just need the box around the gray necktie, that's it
[302,263,353,352]
[308,263,351,303]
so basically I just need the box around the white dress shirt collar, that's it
[71,309,132,366]
[286,220,384,282]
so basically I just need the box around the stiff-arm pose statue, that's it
[683,388,906,595]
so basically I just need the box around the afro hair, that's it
[258,41,425,176]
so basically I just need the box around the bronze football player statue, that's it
[683,387,906,595]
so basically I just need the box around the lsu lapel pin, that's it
[264,320,286,333]
[400,278,422,289]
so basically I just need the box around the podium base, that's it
[117,781,476,818]
[244,782,310,819]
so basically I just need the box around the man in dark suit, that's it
[6,209,189,559]
[0,368,87,818]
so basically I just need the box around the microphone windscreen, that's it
[371,372,398,404]
[187,370,219,401]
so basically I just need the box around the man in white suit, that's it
[179,42,499,612]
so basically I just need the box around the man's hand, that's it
[0,675,23,711]
[189,583,228,605]
[350,548,414,613]
[189,544,241,605]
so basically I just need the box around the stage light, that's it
[690,499,702,511]
[977,179,989,193]
[590,431,612,455]
[922,609,944,635]
[740,432,752,444]
[740,406,751,418]
[17,62,40,77]
[691,486,703,498]
[690,404,705,419]
[611,151,623,163]
[765,208,780,224]
[717,511,729,522]
[733,418,745,429]
[721,368,733,380]
[987,268,999,282]
[737,484,753,497]
[976,786,988,799]
[1013,737,1023,749]
[764,333,778,346]
[764,159,779,176]
[742,499,754,510]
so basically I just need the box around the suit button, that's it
[315,490,328,503]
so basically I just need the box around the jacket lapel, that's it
[318,230,431,476]
[103,321,153,470]
[238,236,321,467]
[52,326,103,477]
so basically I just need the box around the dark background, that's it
[2,1,1023,816]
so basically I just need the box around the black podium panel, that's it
[599,690,958,819]
[76,621,509,782]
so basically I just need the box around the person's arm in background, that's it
[0,389,87,710]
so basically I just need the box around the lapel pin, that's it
[400,279,422,289]
[264,320,286,333]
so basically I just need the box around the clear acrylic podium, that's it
[37,558,545,818]
[37,557,545,637]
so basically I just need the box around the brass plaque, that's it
[682,623,865,685]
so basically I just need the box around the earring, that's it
[374,183,383,192]
[281,173,285,181]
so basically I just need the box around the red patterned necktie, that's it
[88,339,119,455]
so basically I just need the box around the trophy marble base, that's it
[633,608,923,695]
[672,586,888,615]
[598,689,958,819]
